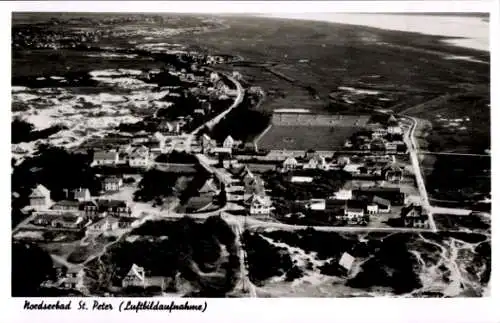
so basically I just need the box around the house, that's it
[29,184,51,210]
[307,199,326,211]
[62,267,85,290]
[86,216,120,234]
[387,117,403,134]
[128,145,150,168]
[401,204,428,228]
[333,189,352,200]
[343,163,362,175]
[210,147,232,156]
[122,264,146,289]
[64,188,91,201]
[383,164,403,182]
[193,108,205,116]
[247,194,273,215]
[93,151,119,166]
[198,177,220,196]
[370,138,386,151]
[353,187,406,206]
[337,156,350,166]
[282,156,299,171]
[338,252,355,275]
[366,203,378,215]
[51,200,80,212]
[304,155,328,170]
[201,134,216,153]
[290,176,313,183]
[102,176,123,192]
[372,196,391,213]
[223,135,235,149]
[343,200,366,221]
[304,149,318,160]
[79,201,99,217]
[33,213,85,229]
[96,199,131,217]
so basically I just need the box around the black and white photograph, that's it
[9,2,493,303]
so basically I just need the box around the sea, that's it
[260,13,489,52]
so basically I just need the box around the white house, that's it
[122,264,146,288]
[304,155,328,170]
[62,267,85,290]
[64,188,91,201]
[92,151,119,166]
[223,135,235,149]
[29,184,51,210]
[343,164,362,175]
[282,156,298,171]
[366,203,378,215]
[344,201,365,220]
[248,194,273,215]
[102,176,123,192]
[290,176,313,183]
[128,146,150,168]
[339,252,355,273]
[308,199,326,211]
[334,189,352,200]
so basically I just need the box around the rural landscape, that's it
[11,12,490,298]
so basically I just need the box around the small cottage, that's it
[29,184,51,210]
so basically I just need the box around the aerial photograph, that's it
[11,11,490,298]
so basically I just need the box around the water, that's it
[260,13,489,52]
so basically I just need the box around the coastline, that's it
[257,13,489,53]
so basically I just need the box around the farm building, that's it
[29,184,51,210]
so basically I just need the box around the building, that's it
[64,188,91,201]
[343,200,366,223]
[304,155,328,170]
[401,204,428,228]
[383,164,403,182]
[86,216,120,234]
[128,145,150,168]
[102,176,123,192]
[290,176,313,183]
[282,156,298,171]
[62,267,85,290]
[223,135,235,149]
[333,189,352,200]
[198,177,220,196]
[385,142,398,152]
[29,184,51,210]
[79,201,99,217]
[372,196,391,213]
[307,199,326,211]
[338,252,355,275]
[247,194,273,215]
[122,264,146,289]
[353,187,406,206]
[33,213,86,229]
[51,200,80,213]
[96,200,131,217]
[366,203,378,215]
[93,151,119,166]
[343,164,362,175]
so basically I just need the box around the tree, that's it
[12,241,55,296]
[218,183,227,207]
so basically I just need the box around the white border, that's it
[1,1,498,323]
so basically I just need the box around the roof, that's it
[346,200,366,211]
[129,146,149,158]
[72,188,90,198]
[94,151,118,160]
[97,199,128,209]
[372,196,391,207]
[126,264,145,280]
[52,200,80,208]
[104,176,122,184]
[198,178,219,194]
[29,184,50,198]
[339,252,355,271]
[356,187,402,193]
[224,135,234,144]
[283,156,298,163]
[401,203,423,218]
[79,201,97,210]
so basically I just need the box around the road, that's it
[184,72,245,151]
[419,151,490,157]
[402,115,437,231]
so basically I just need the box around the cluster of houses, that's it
[300,185,427,227]
[344,115,407,153]
[27,184,137,235]
[282,151,404,183]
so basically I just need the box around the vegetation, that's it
[11,118,67,144]
[12,241,55,297]
[87,216,239,296]
[155,151,198,164]
[134,169,184,202]
[210,93,271,143]
[11,146,100,206]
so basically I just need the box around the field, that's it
[421,154,490,209]
[257,125,358,151]
[433,214,490,233]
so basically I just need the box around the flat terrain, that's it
[257,125,358,151]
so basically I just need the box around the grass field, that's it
[433,214,490,233]
[257,125,358,151]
